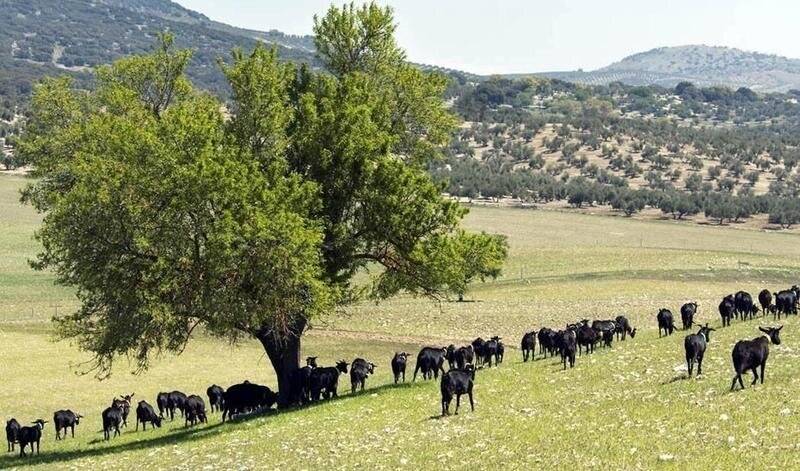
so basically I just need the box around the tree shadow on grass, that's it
[1,420,230,468]
[1,380,430,468]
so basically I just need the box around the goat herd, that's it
[4,286,796,459]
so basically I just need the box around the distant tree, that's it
[746,170,760,186]
[769,198,800,229]
[708,165,722,180]
[717,177,736,192]
[772,167,789,181]
[566,177,594,208]
[704,196,736,224]
[528,153,545,169]
[611,189,645,216]
[658,192,698,219]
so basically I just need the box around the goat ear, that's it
[759,326,769,333]
[778,325,784,331]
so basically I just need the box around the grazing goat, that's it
[592,320,617,348]
[17,420,46,457]
[614,316,636,341]
[730,326,783,391]
[441,365,475,416]
[684,324,714,377]
[135,400,162,431]
[166,391,188,420]
[53,410,82,440]
[222,382,278,422]
[521,331,536,362]
[391,352,409,384]
[184,395,207,427]
[350,358,376,393]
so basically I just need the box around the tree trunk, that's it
[256,317,307,409]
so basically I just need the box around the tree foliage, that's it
[19,4,508,398]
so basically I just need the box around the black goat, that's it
[391,352,409,384]
[576,323,597,355]
[222,381,278,422]
[413,347,447,380]
[102,404,123,440]
[135,400,162,431]
[719,295,735,327]
[614,316,636,340]
[521,331,536,362]
[440,365,475,416]
[53,410,82,440]
[114,394,134,428]
[483,337,503,367]
[559,330,577,370]
[657,308,677,337]
[680,302,697,330]
[5,418,20,452]
[156,392,169,419]
[454,345,474,369]
[17,420,46,457]
[206,385,225,413]
[310,360,349,400]
[166,391,188,420]
[730,326,783,391]
[350,358,376,393]
[758,289,773,317]
[291,356,318,405]
[184,395,207,427]
[684,324,714,377]
[471,338,487,366]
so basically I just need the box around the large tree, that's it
[19,5,507,406]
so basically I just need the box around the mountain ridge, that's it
[525,45,800,92]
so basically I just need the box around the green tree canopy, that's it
[19,5,508,405]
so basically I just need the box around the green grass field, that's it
[2,173,800,469]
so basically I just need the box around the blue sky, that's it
[176,1,800,75]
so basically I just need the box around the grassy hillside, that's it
[2,173,800,468]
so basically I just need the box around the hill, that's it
[0,0,319,125]
[439,75,800,227]
[528,45,800,92]
[2,172,800,468]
